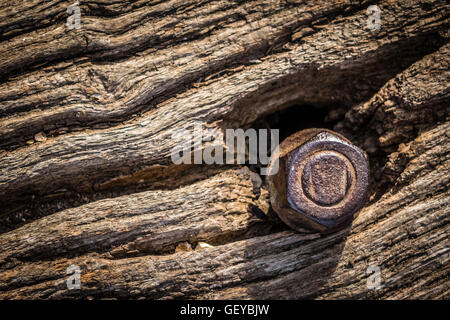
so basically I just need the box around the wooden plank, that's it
[0,0,448,299]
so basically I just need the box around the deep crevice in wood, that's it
[0,0,448,299]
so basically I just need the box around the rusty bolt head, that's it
[267,128,369,233]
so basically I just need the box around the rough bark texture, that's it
[0,0,449,299]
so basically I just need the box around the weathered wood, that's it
[1,0,448,206]
[0,168,270,264]
[0,0,449,299]
[0,122,448,299]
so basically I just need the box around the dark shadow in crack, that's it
[236,105,353,299]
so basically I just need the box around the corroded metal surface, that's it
[268,129,369,233]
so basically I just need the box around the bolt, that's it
[267,128,369,233]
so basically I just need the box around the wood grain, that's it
[0,0,449,299]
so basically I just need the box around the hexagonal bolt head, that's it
[267,128,369,233]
